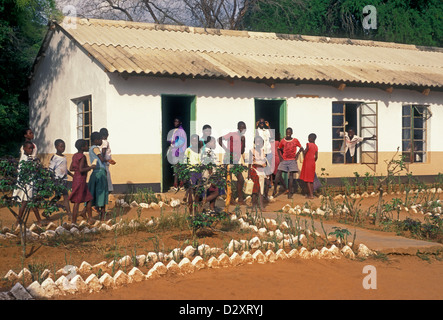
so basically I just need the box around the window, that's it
[332,102,378,166]
[74,96,92,146]
[402,105,429,163]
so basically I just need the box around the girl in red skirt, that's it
[69,139,96,223]
[299,133,318,199]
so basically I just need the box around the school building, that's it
[28,17,443,193]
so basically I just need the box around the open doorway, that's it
[254,99,287,141]
[161,94,196,192]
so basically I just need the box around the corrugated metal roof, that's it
[59,18,443,89]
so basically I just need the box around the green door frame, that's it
[160,94,196,192]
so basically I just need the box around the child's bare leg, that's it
[288,172,294,198]
[273,171,286,196]
[72,203,79,224]
[17,201,28,223]
[85,201,95,223]
[32,207,42,223]
[236,172,245,203]
[63,195,72,216]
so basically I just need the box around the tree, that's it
[55,0,260,29]
[0,155,68,259]
[0,0,61,157]
[241,0,442,47]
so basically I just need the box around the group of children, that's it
[170,118,319,211]
[14,128,115,225]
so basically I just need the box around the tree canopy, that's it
[241,0,442,47]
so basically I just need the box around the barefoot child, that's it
[273,127,303,199]
[299,133,318,199]
[248,136,269,210]
[88,132,109,220]
[49,139,73,217]
[13,141,44,225]
[69,139,96,224]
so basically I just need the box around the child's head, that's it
[174,118,182,128]
[285,127,293,138]
[237,121,246,134]
[257,118,266,129]
[348,128,355,138]
[75,139,88,152]
[202,124,211,137]
[100,128,109,139]
[23,128,34,141]
[22,141,34,156]
[190,134,199,148]
[206,136,216,149]
[90,132,102,146]
[308,133,317,143]
[54,139,65,154]
[254,135,264,149]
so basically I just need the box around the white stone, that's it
[166,260,180,274]
[252,250,267,264]
[4,270,18,283]
[55,226,69,235]
[357,244,374,258]
[229,252,242,266]
[299,247,311,259]
[258,227,267,237]
[99,273,115,289]
[55,275,76,295]
[85,274,102,292]
[282,204,292,213]
[136,254,146,267]
[146,268,160,279]
[249,236,261,250]
[275,229,284,241]
[191,256,206,270]
[139,202,150,209]
[207,256,220,268]
[329,245,341,258]
[10,282,34,300]
[152,262,167,275]
[178,258,194,274]
[249,225,258,232]
[198,244,211,256]
[276,249,288,260]
[70,227,80,235]
[17,268,33,285]
[227,239,241,255]
[91,261,108,275]
[288,248,298,258]
[169,248,183,261]
[78,261,93,278]
[42,277,63,297]
[26,281,45,299]
[310,249,320,259]
[113,270,130,287]
[341,245,356,259]
[183,245,196,259]
[218,253,231,267]
[320,247,333,259]
[71,275,88,293]
[240,251,253,264]
[128,267,145,283]
[146,252,159,264]
[280,221,290,230]
[119,255,133,268]
[265,250,276,263]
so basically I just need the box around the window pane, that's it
[402,105,410,116]
[402,129,411,140]
[402,140,411,151]
[77,101,83,114]
[84,113,90,125]
[332,103,344,114]
[332,152,344,163]
[332,140,343,151]
[77,114,83,127]
[402,116,410,128]
[77,127,83,140]
[414,129,423,140]
[84,100,89,112]
[332,115,344,127]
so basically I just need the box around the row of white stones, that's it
[1,242,374,300]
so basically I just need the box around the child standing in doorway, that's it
[273,127,303,199]
[299,133,318,199]
[88,132,109,220]
[49,139,73,217]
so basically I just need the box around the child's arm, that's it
[315,150,318,162]
[79,156,95,173]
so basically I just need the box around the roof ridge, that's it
[60,17,443,53]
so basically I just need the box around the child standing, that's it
[13,141,44,225]
[49,139,73,217]
[184,134,202,213]
[69,139,96,224]
[99,128,116,193]
[299,133,319,199]
[88,132,109,220]
[273,127,303,199]
[19,128,38,159]
[248,136,269,210]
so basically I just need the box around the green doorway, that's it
[161,94,196,192]
[254,98,287,140]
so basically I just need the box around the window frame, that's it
[73,95,92,147]
[402,105,429,164]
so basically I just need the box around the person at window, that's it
[338,128,376,163]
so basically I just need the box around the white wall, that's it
[29,28,108,155]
